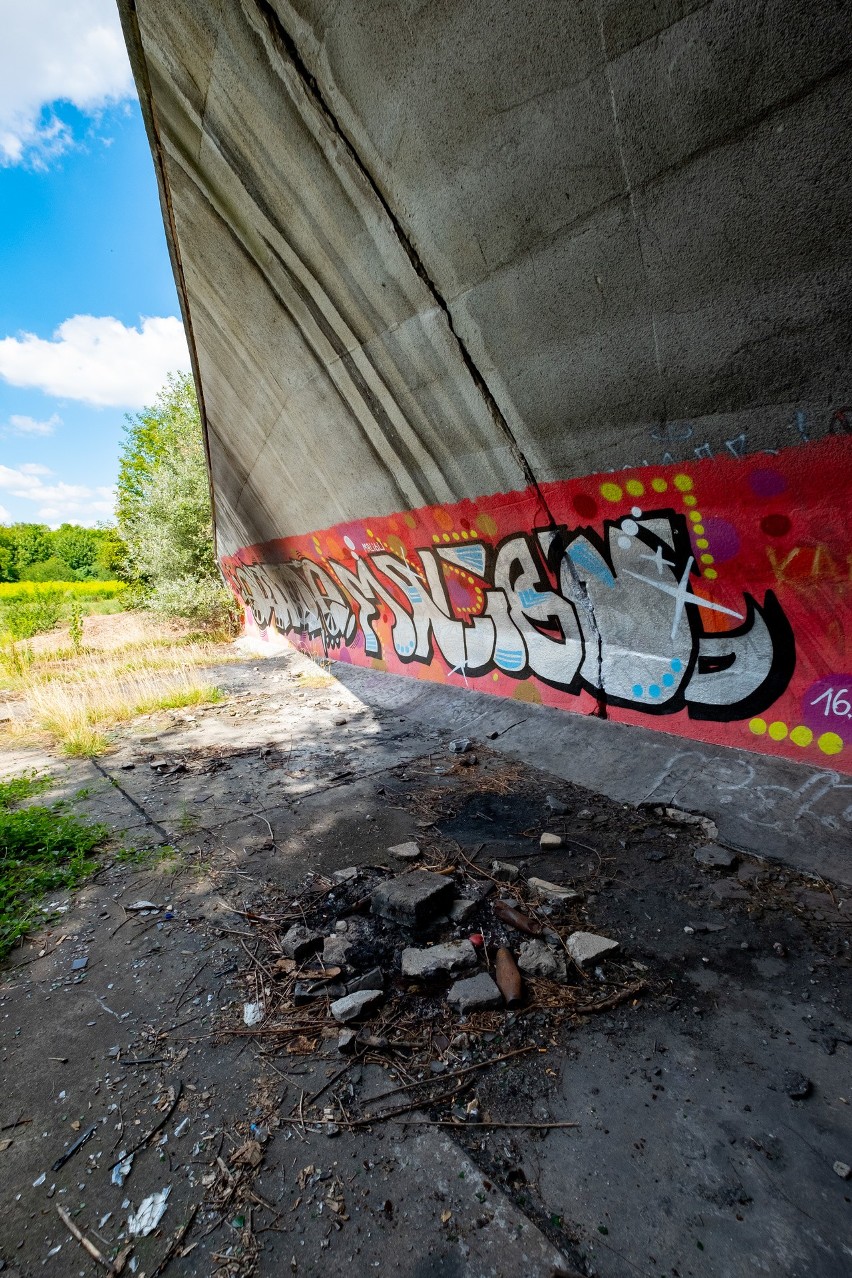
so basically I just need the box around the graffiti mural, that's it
[222,438,851,774]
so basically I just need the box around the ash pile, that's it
[230,839,646,1081]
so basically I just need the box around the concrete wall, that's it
[120,0,852,773]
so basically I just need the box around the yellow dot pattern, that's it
[600,482,623,502]
[749,719,843,756]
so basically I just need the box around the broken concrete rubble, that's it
[401,941,477,980]
[539,832,563,848]
[387,840,420,861]
[566,931,619,967]
[517,939,569,984]
[370,870,454,926]
[447,972,503,1013]
[527,877,581,902]
[281,923,322,960]
[330,988,384,1023]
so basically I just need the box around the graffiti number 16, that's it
[810,687,851,717]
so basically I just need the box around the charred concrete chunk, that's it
[401,941,477,980]
[330,988,384,1023]
[370,871,454,927]
[346,966,386,994]
[281,924,322,961]
[447,972,503,1014]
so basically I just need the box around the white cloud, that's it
[0,315,191,409]
[0,463,114,525]
[0,504,11,523]
[0,0,135,167]
[6,413,61,436]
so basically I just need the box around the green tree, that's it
[116,372,203,528]
[0,529,16,582]
[117,372,234,626]
[10,523,51,572]
[50,524,99,577]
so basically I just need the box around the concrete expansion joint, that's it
[249,0,556,525]
[88,755,173,847]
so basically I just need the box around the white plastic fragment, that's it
[243,1002,265,1027]
[111,1151,134,1187]
[32,1172,46,1187]
[128,1186,171,1236]
[173,1117,190,1138]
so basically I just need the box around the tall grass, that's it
[22,662,222,755]
[1,614,232,755]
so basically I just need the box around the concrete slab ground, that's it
[1,647,850,1277]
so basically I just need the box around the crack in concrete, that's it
[250,0,557,528]
[88,757,173,846]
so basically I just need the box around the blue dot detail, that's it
[632,684,643,697]
[671,658,683,673]
[662,673,674,687]
[649,684,661,698]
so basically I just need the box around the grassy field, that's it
[1,609,234,756]
[0,580,129,643]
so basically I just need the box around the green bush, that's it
[18,556,80,583]
[2,592,62,640]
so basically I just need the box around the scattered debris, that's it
[493,900,542,935]
[539,832,563,848]
[330,988,384,1023]
[494,947,523,1007]
[401,941,477,979]
[128,1188,170,1237]
[782,1072,812,1100]
[243,1002,265,1027]
[527,877,581,902]
[517,939,568,984]
[662,806,719,839]
[447,972,503,1014]
[449,739,473,753]
[281,925,322,961]
[388,840,420,861]
[695,845,738,869]
[111,1152,134,1187]
[371,870,455,925]
[51,1122,97,1172]
[56,1204,130,1274]
[491,860,520,882]
[566,931,619,968]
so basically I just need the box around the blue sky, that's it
[0,1,189,526]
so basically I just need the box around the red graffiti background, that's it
[222,437,851,774]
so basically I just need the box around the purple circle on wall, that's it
[802,674,852,744]
[748,468,787,498]
[702,518,740,563]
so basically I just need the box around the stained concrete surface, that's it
[1,647,850,1276]
[121,0,852,555]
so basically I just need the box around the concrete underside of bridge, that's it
[118,0,852,779]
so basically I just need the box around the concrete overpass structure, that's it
[119,0,851,775]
